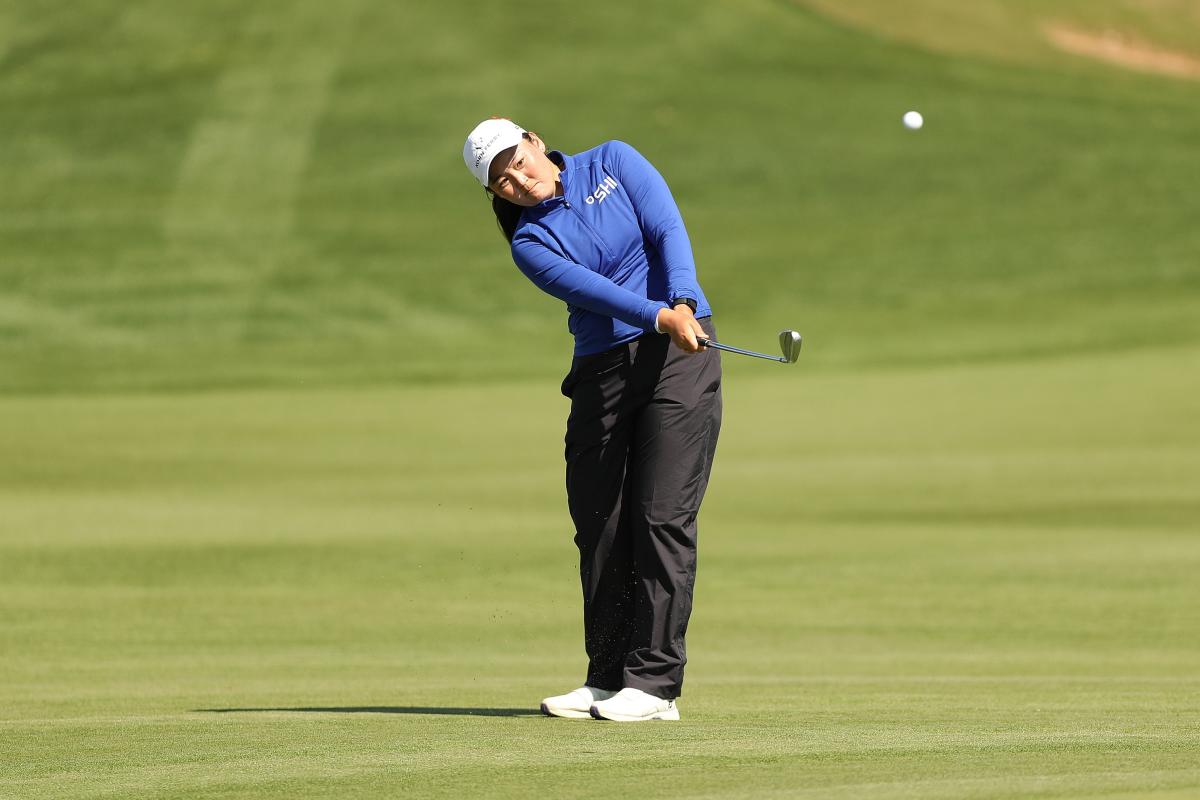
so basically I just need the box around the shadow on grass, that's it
[194,706,540,717]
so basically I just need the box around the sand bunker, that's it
[1044,24,1200,80]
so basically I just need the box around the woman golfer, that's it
[463,118,721,721]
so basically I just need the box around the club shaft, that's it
[697,338,785,362]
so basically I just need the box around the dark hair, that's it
[486,132,538,244]
[489,192,523,243]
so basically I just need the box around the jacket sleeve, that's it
[511,235,667,332]
[608,141,700,304]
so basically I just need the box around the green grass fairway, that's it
[3,0,1200,797]
[3,0,1199,392]
[3,347,1198,798]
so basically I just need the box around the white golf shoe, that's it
[589,687,680,721]
[540,686,618,719]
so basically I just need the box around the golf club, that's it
[697,330,802,363]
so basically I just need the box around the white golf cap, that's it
[463,118,526,187]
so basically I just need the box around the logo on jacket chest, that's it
[584,175,619,205]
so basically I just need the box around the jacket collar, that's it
[524,150,573,217]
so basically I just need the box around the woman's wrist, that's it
[671,297,697,315]
[655,307,671,334]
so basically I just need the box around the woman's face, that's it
[488,133,560,207]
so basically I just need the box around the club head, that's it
[779,330,802,363]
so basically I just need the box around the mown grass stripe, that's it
[163,2,361,338]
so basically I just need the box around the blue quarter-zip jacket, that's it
[510,140,713,357]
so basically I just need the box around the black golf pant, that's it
[560,317,722,700]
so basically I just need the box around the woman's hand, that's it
[656,305,707,354]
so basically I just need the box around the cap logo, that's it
[473,130,514,168]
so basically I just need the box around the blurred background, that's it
[2,2,1198,797]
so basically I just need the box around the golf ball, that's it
[903,110,924,130]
